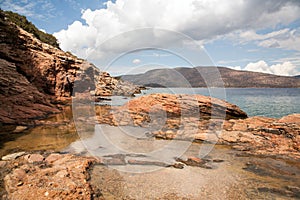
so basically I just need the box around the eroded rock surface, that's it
[0,11,141,125]
[2,153,98,200]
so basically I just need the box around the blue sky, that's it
[1,0,300,76]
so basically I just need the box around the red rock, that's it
[0,12,140,125]
[24,154,44,163]
[278,114,300,125]
[4,153,97,200]
[45,153,63,164]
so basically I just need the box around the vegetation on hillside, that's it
[1,10,60,48]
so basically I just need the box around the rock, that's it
[0,161,7,168]
[171,162,185,169]
[127,159,168,167]
[278,114,300,125]
[102,158,126,165]
[0,10,141,125]
[45,153,63,164]
[12,169,26,180]
[4,153,96,200]
[2,152,26,161]
[175,157,209,168]
[24,154,44,163]
[110,93,247,128]
[102,154,126,165]
[12,126,28,133]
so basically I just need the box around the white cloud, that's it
[232,27,300,51]
[53,0,300,60]
[229,66,242,71]
[132,59,141,64]
[244,60,299,76]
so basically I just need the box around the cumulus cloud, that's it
[54,0,300,60]
[244,60,298,76]
[132,59,141,64]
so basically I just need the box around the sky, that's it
[1,0,300,76]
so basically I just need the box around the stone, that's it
[175,157,208,168]
[12,126,28,133]
[171,162,185,169]
[2,152,26,161]
[127,159,168,167]
[12,169,26,180]
[24,154,44,163]
[45,153,63,164]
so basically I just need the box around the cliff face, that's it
[0,11,140,124]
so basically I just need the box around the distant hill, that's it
[295,75,300,78]
[121,66,300,88]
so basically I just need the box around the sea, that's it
[103,88,300,118]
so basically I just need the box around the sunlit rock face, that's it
[0,11,140,124]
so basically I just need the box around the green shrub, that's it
[2,10,60,48]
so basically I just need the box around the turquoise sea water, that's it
[139,88,300,118]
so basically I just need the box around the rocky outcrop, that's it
[94,72,142,96]
[96,94,299,159]
[107,93,247,126]
[0,10,140,125]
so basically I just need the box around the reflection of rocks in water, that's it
[242,157,300,199]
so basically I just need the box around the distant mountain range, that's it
[121,67,300,88]
[295,75,300,78]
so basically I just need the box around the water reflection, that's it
[0,106,78,157]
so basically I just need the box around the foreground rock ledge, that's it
[2,153,98,200]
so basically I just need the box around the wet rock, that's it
[175,157,209,168]
[257,187,296,198]
[2,152,26,161]
[102,158,127,165]
[170,162,185,169]
[127,159,168,167]
[102,154,126,165]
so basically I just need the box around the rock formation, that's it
[0,10,140,125]
[1,153,99,199]
[96,94,299,159]
[107,93,247,126]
